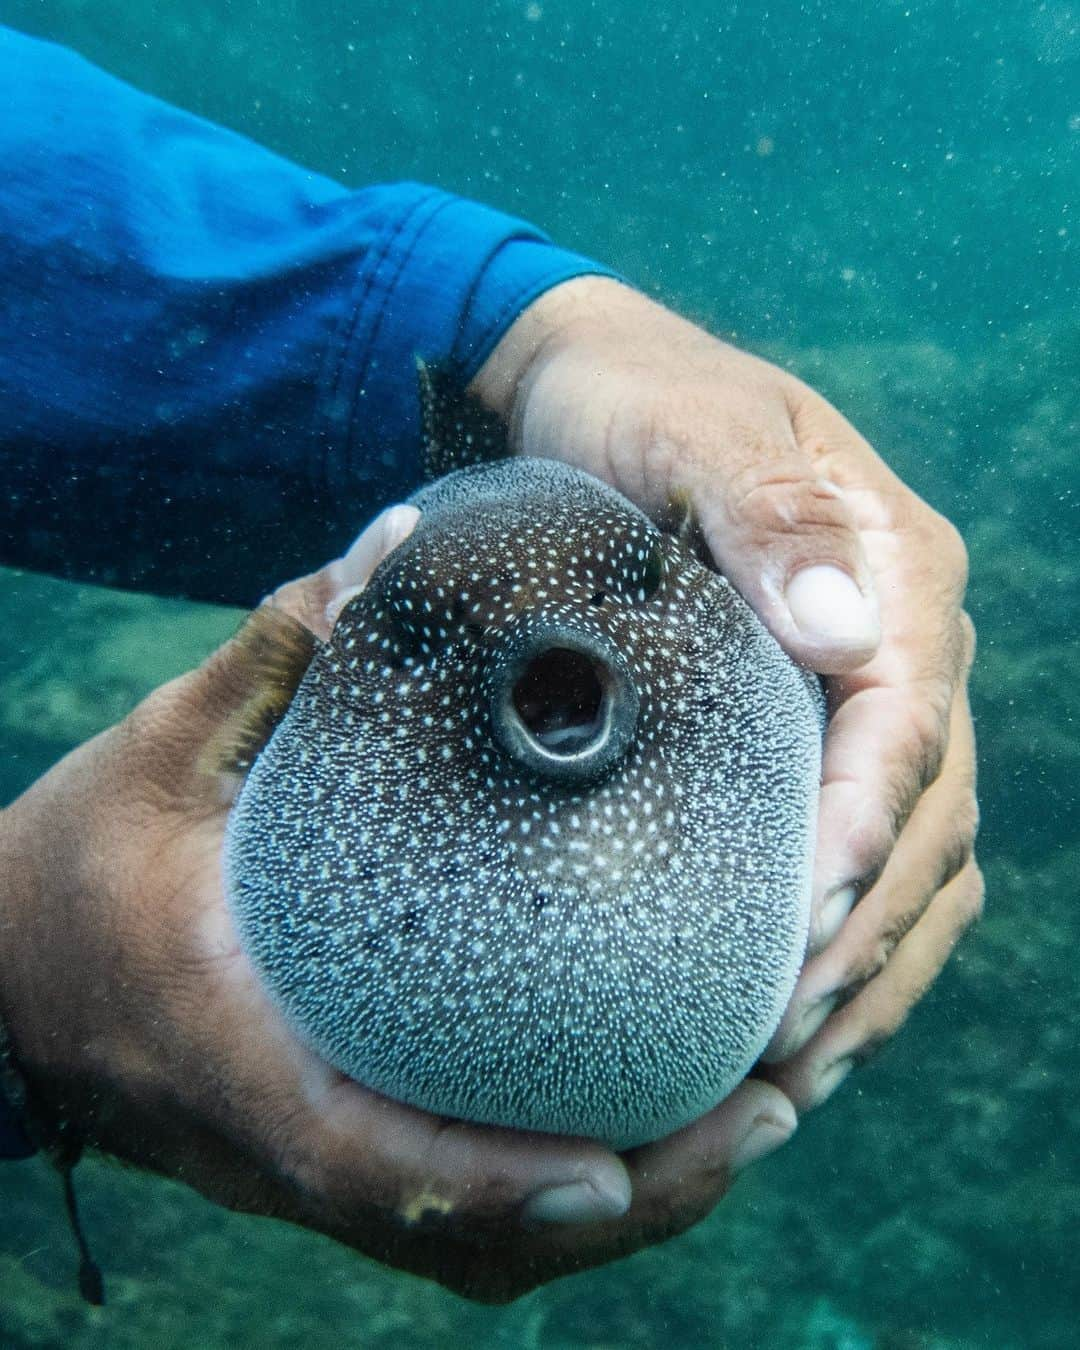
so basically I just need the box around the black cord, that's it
[0,1012,105,1306]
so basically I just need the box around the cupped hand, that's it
[0,506,794,1303]
[473,276,984,1113]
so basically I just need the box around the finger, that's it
[419,1078,798,1302]
[763,681,978,1063]
[810,605,973,943]
[690,391,881,674]
[625,1077,796,1215]
[787,393,972,928]
[286,1076,634,1231]
[189,918,790,1285]
[125,506,421,798]
[764,858,985,1113]
[181,917,633,1234]
[507,307,881,672]
[268,503,420,640]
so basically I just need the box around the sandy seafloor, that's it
[0,2,1077,1346]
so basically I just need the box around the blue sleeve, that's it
[0,27,615,605]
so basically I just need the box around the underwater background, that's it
[0,1,1076,1345]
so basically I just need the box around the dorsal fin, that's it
[203,606,321,780]
[662,488,712,566]
[417,358,512,480]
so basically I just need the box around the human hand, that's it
[473,276,983,1113]
[0,506,796,1303]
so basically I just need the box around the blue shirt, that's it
[0,25,612,1158]
[0,25,612,605]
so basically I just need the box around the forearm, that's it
[0,803,42,1157]
[0,748,141,1163]
[0,26,613,604]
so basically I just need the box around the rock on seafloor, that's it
[224,458,824,1149]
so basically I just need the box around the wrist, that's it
[0,803,45,1154]
[469,274,642,423]
[0,804,106,1301]
[0,805,34,1051]
[0,787,86,1127]
[0,796,56,1059]
[470,276,686,516]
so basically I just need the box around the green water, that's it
[1,2,1076,1345]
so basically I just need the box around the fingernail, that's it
[731,1103,798,1175]
[763,990,839,1062]
[794,992,840,1053]
[326,505,421,626]
[338,505,419,583]
[379,504,421,553]
[812,883,858,951]
[785,565,879,650]
[521,1173,632,1228]
[808,1056,855,1110]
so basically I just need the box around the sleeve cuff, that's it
[333,187,617,495]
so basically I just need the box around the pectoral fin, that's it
[202,606,322,779]
[417,357,512,480]
[663,488,711,565]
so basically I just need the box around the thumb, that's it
[136,506,421,797]
[267,503,421,640]
[694,443,880,675]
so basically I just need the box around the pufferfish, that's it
[221,379,824,1151]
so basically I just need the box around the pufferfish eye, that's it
[375,515,668,671]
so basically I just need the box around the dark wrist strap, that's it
[0,1008,104,1304]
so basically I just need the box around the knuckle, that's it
[937,514,970,589]
[904,693,950,790]
[915,503,969,591]
[827,859,986,1074]
[279,1143,334,1204]
[413,1123,508,1221]
[958,609,977,670]
[878,905,922,958]
[727,457,854,540]
[955,860,986,932]
[840,940,891,1000]
[879,691,953,835]
[941,797,981,888]
[844,812,897,891]
[863,939,892,986]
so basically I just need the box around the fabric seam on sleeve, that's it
[317,187,445,493]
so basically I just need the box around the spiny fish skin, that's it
[225,458,823,1149]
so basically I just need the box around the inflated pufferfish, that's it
[222,388,824,1150]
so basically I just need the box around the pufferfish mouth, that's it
[486,623,640,784]
[513,646,606,752]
